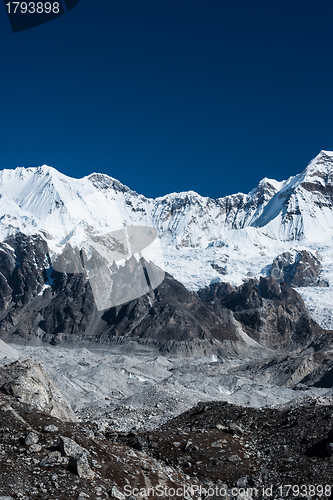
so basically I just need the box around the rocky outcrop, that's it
[198,276,324,351]
[0,233,48,305]
[0,233,98,342]
[100,272,239,343]
[0,359,78,422]
[270,249,328,287]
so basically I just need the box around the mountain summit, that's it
[1,151,333,247]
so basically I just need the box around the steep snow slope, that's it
[254,151,333,241]
[1,151,332,248]
[0,151,332,327]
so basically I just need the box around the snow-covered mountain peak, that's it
[1,156,333,329]
[256,177,284,190]
[320,150,333,156]
[87,172,143,199]
[303,150,333,178]
[0,152,333,292]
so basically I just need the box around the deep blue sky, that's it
[1,0,333,199]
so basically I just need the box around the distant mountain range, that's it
[1,150,333,247]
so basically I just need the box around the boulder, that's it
[0,359,78,422]
[109,486,126,500]
[68,455,95,480]
[60,436,95,479]
[59,436,88,458]
[25,432,39,446]
[44,424,58,433]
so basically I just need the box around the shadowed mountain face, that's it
[0,233,327,353]
[198,276,325,351]
[100,271,239,343]
[0,233,239,347]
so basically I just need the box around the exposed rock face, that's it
[0,233,48,306]
[0,359,78,422]
[198,276,324,351]
[270,249,328,287]
[100,272,239,343]
[0,233,97,342]
[38,273,95,339]
[0,234,241,347]
[0,233,328,355]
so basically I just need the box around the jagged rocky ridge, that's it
[0,232,329,357]
[0,151,333,327]
[198,276,324,351]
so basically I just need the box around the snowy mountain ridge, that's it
[1,151,333,320]
[1,150,333,247]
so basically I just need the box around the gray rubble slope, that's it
[0,339,20,361]
[0,358,78,422]
[10,343,331,432]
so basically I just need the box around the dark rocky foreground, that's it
[1,375,333,500]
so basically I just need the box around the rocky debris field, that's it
[0,390,199,500]
[1,387,333,500]
[111,398,333,500]
[144,399,333,490]
[6,345,332,434]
